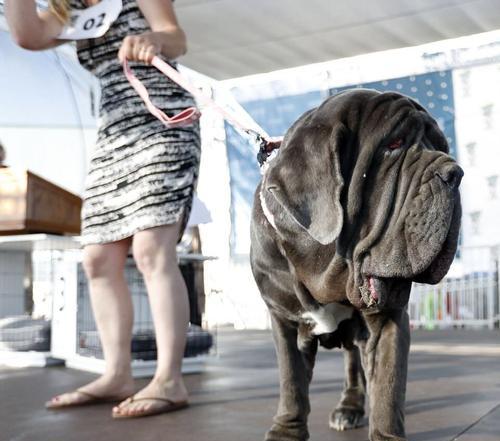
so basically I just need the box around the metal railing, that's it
[409,245,500,329]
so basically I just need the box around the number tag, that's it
[57,0,123,40]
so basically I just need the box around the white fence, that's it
[409,245,500,329]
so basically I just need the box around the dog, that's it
[250,89,462,441]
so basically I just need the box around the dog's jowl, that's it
[250,89,462,441]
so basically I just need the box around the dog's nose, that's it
[436,164,463,189]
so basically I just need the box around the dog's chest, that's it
[302,303,354,335]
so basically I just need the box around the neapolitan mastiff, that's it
[250,89,462,441]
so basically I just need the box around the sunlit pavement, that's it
[2,328,500,441]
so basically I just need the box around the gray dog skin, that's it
[250,89,463,441]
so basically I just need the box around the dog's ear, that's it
[265,123,345,245]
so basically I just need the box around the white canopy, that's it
[176,0,500,79]
[2,0,500,80]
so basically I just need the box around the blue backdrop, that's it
[329,70,456,158]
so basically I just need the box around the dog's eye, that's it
[387,139,403,150]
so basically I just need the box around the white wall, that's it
[0,127,96,195]
[0,30,98,195]
[453,62,500,248]
[192,93,270,330]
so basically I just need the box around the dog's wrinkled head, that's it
[262,89,462,309]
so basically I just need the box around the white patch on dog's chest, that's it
[302,303,354,335]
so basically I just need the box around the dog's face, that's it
[262,89,462,310]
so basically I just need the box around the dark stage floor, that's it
[2,328,500,441]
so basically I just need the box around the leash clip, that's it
[243,129,268,166]
[257,136,271,167]
[245,130,271,167]
[255,134,283,167]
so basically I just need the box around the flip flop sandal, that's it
[112,396,189,419]
[46,389,130,410]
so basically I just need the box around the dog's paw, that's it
[329,408,365,431]
[264,423,309,441]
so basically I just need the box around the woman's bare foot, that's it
[112,376,188,418]
[46,373,135,409]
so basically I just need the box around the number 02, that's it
[83,13,106,31]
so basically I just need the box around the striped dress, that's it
[70,0,201,246]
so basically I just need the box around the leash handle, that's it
[123,58,201,128]
[152,57,258,135]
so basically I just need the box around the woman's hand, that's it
[118,32,164,64]
[120,0,187,64]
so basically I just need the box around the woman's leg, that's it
[47,238,135,407]
[113,221,189,416]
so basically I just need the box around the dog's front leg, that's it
[266,313,317,441]
[361,309,410,441]
[330,345,366,431]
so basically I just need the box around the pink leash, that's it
[123,57,201,127]
[123,56,282,164]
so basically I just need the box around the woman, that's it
[5,0,200,418]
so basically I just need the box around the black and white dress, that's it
[71,0,201,246]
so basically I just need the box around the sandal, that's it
[112,396,189,419]
[46,389,130,410]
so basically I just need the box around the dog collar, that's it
[259,179,278,230]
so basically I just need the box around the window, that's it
[465,142,476,167]
[482,104,494,130]
[487,175,498,200]
[469,211,481,236]
[459,70,471,98]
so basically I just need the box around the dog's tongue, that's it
[369,276,379,302]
